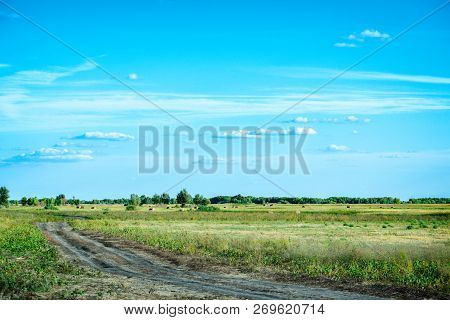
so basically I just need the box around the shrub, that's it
[197,205,220,212]
[44,204,58,210]
[126,205,136,211]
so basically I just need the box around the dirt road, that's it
[38,222,380,300]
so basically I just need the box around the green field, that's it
[0,203,449,298]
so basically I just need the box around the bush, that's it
[126,205,136,211]
[197,205,220,212]
[43,205,58,210]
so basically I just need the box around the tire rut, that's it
[38,222,380,300]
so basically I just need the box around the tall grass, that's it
[0,215,76,299]
[73,219,450,294]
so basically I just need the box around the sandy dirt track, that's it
[38,222,380,300]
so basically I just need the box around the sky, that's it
[0,0,449,200]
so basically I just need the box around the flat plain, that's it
[0,204,448,299]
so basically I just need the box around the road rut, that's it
[38,222,379,300]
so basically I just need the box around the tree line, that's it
[1,186,449,208]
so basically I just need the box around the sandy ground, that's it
[37,222,380,300]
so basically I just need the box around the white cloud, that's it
[265,66,450,85]
[0,63,10,68]
[360,29,390,39]
[327,144,350,152]
[128,73,138,80]
[294,116,308,123]
[352,130,358,134]
[1,87,449,132]
[334,42,356,48]
[220,127,317,138]
[335,29,389,48]
[3,148,93,164]
[346,115,359,122]
[1,61,96,86]
[294,127,317,135]
[363,118,371,123]
[73,131,134,141]
[321,117,340,123]
[344,71,450,85]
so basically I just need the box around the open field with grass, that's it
[0,204,449,299]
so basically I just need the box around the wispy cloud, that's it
[2,147,93,164]
[2,88,449,132]
[343,71,450,85]
[360,29,390,39]
[289,115,371,124]
[219,127,317,138]
[294,116,308,123]
[0,63,10,68]
[265,66,450,85]
[73,131,135,141]
[327,144,350,152]
[52,141,105,148]
[1,61,96,86]
[346,116,371,123]
[335,28,390,48]
[334,42,357,48]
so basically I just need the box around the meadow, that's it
[0,210,81,299]
[0,203,449,298]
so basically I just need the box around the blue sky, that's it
[0,0,449,200]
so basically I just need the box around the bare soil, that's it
[38,222,381,300]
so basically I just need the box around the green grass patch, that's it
[0,213,79,299]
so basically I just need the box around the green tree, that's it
[44,198,57,210]
[55,194,66,206]
[176,189,192,207]
[0,186,9,207]
[130,194,141,206]
[20,196,28,206]
[27,197,39,206]
[151,194,162,204]
[160,193,171,204]
[193,194,210,205]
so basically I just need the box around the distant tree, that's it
[27,197,39,206]
[193,194,210,206]
[130,194,141,206]
[193,194,203,205]
[176,189,192,207]
[151,194,162,204]
[20,196,28,206]
[160,193,171,205]
[55,194,67,206]
[44,198,57,210]
[0,186,9,207]
[140,195,148,205]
